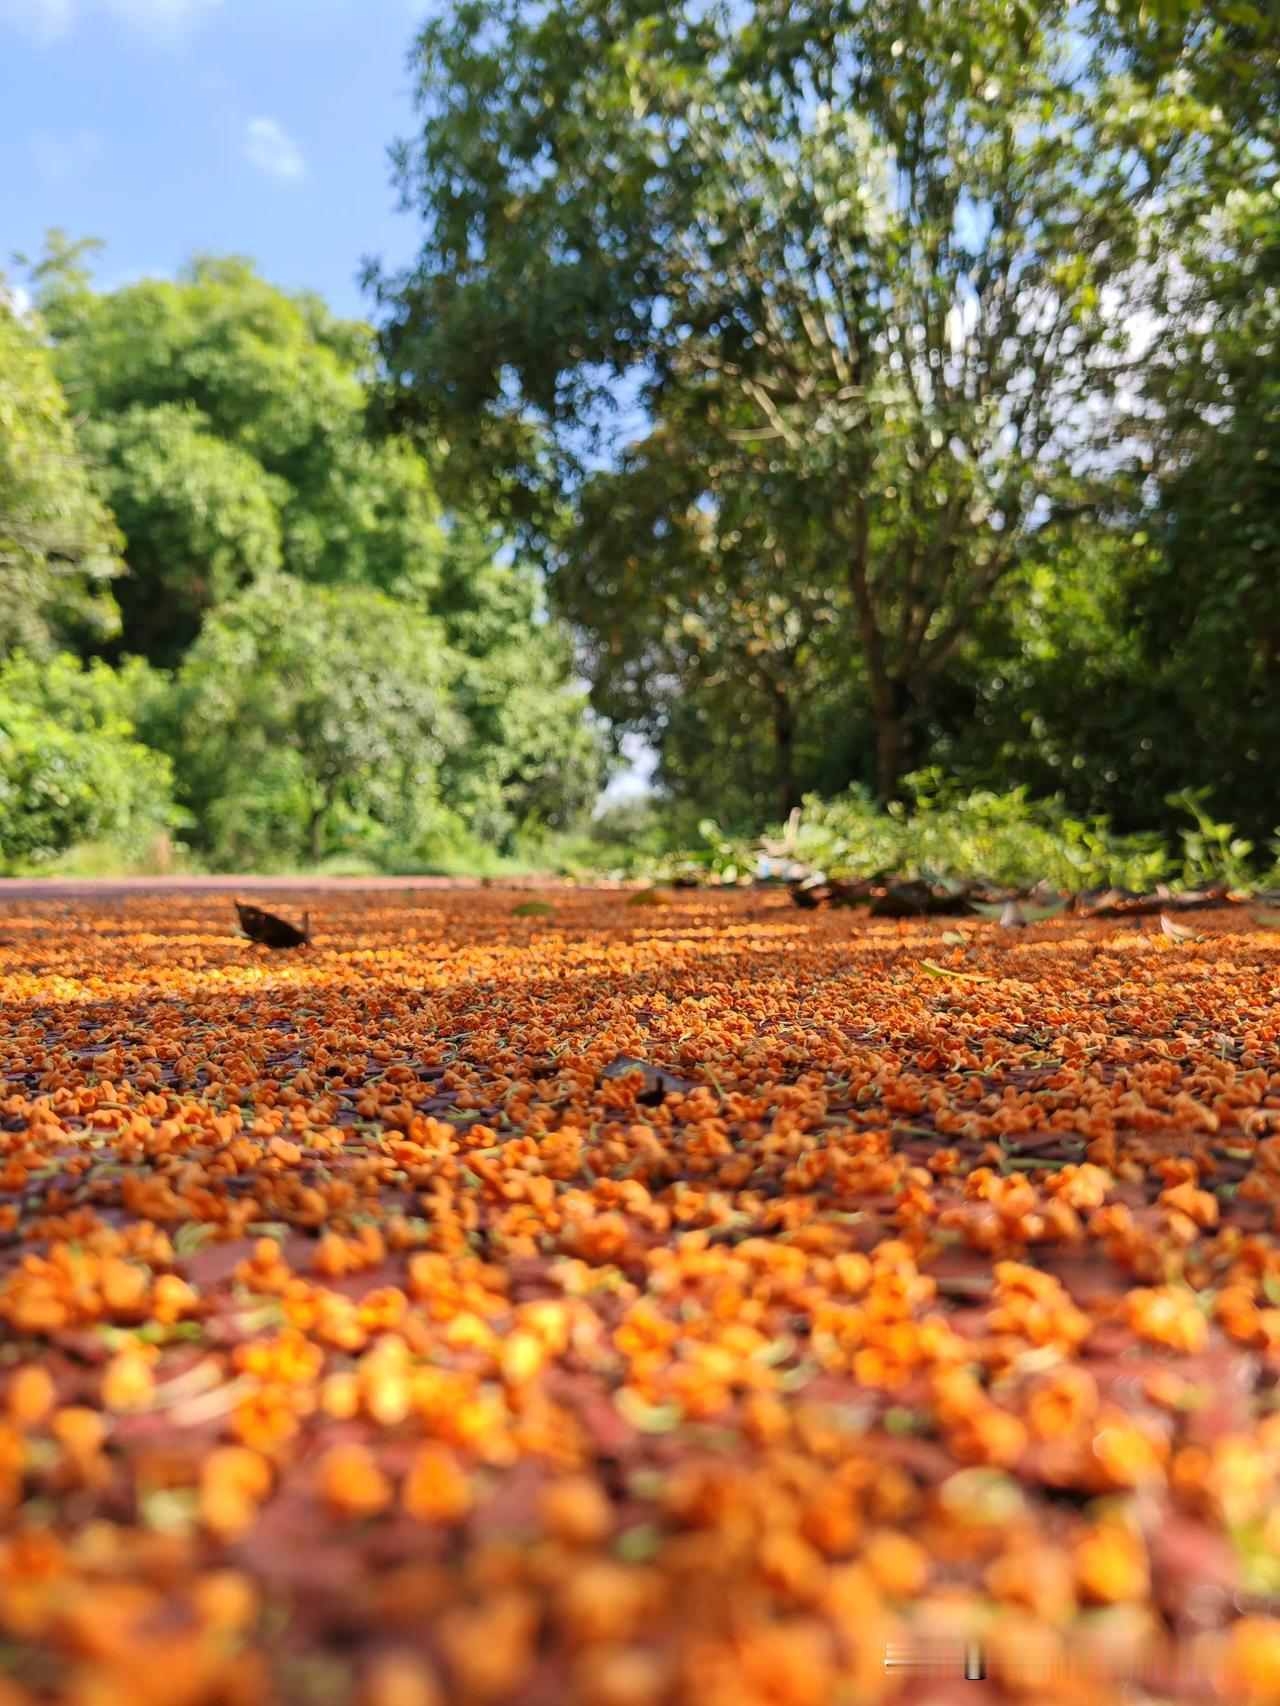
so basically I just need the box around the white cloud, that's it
[0,0,221,43]
[31,125,103,180]
[0,0,74,41]
[242,116,306,181]
[0,283,34,318]
[108,0,219,28]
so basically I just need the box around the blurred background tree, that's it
[1,0,1278,873]
[81,403,285,667]
[169,580,462,868]
[0,247,601,872]
[0,287,122,659]
[369,0,1279,844]
[0,652,177,872]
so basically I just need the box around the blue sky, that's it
[2,0,425,319]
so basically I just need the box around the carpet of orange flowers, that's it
[3,884,1280,1706]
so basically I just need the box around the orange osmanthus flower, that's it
[0,884,1274,1705]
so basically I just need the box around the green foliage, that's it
[168,572,602,872]
[40,253,368,479]
[957,0,1280,846]
[40,253,449,607]
[620,778,1274,895]
[6,0,1279,877]
[1126,189,1280,843]
[0,289,122,657]
[779,779,1175,894]
[81,403,285,665]
[610,774,1280,893]
[562,442,858,818]
[0,653,179,869]
[432,530,604,846]
[377,0,1219,800]
[552,797,705,878]
[1101,2,1279,134]
[171,580,464,869]
[0,247,603,871]
[369,0,1279,841]
[1168,789,1257,891]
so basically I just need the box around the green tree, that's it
[174,580,465,867]
[1100,2,1280,841]
[565,423,856,817]
[918,525,1157,818]
[39,251,449,605]
[0,652,177,869]
[435,533,605,844]
[22,243,603,863]
[374,0,1207,799]
[40,253,367,479]
[82,403,284,665]
[1130,206,1280,842]
[0,288,122,658]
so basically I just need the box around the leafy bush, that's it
[171,579,463,871]
[786,773,1174,892]
[1167,787,1259,891]
[619,772,1276,893]
[0,652,180,869]
[550,797,692,878]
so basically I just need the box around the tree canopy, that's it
[38,254,452,656]
[0,288,123,659]
[0,246,603,870]
[373,0,1280,832]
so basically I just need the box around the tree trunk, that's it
[847,498,914,803]
[308,772,341,863]
[874,706,911,804]
[772,684,797,819]
[308,808,326,864]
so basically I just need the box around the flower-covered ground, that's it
[3,885,1280,1705]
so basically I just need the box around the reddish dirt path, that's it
[0,874,570,900]
[2,886,1280,1705]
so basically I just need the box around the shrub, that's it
[624,773,1254,893]
[172,580,463,870]
[0,652,179,869]
[786,773,1174,892]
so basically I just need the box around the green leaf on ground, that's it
[918,960,996,983]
